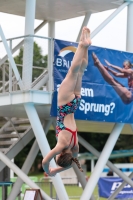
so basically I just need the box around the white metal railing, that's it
[0,62,48,93]
[0,34,53,93]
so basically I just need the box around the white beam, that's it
[80,123,124,200]
[0,26,23,90]
[126,2,133,52]
[78,134,133,187]
[24,103,69,200]
[22,0,36,89]
[0,20,47,66]
[108,172,133,200]
[91,2,129,39]
[48,21,55,97]
[7,120,52,200]
[76,12,92,42]
[0,151,52,200]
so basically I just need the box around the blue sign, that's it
[50,39,133,123]
[98,177,133,199]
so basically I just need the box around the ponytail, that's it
[72,158,83,172]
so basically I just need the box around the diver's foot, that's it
[92,52,101,67]
[79,27,92,48]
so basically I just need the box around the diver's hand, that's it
[104,59,111,67]
[46,167,57,177]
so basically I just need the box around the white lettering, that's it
[79,100,115,116]
[111,182,122,190]
[81,88,94,97]
[104,105,110,116]
[56,58,62,66]
[63,59,69,68]
[57,84,61,92]
[79,99,85,111]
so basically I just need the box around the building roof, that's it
[0,0,124,21]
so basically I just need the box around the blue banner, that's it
[50,39,133,123]
[98,177,133,199]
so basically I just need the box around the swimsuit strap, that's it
[56,128,77,148]
[65,127,77,148]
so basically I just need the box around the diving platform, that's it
[0,90,51,119]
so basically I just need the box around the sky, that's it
[0,7,127,58]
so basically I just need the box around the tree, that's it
[14,41,48,80]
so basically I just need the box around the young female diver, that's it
[42,27,91,176]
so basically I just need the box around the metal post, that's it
[91,159,95,173]
[2,64,5,93]
[22,0,36,90]
[7,120,52,200]
[80,123,124,200]
[91,2,129,39]
[9,40,12,92]
[2,185,6,200]
[72,163,86,189]
[108,3,133,199]
[50,181,53,198]
[78,134,133,187]
[47,21,55,99]
[0,151,52,200]
[24,103,69,200]
[108,172,133,200]
[0,26,23,90]
[126,2,133,52]
[76,12,92,42]
[0,20,47,66]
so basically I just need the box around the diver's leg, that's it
[92,52,132,104]
[58,27,91,105]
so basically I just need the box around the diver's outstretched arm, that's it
[105,59,133,76]
[45,165,72,177]
[104,60,122,71]
[42,144,64,174]
[106,67,125,77]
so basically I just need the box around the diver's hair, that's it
[124,60,133,68]
[56,153,73,168]
[72,158,83,172]
[56,153,83,172]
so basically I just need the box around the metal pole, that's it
[0,151,52,200]
[22,0,36,90]
[78,133,133,187]
[9,40,12,92]
[48,21,55,100]
[108,172,133,200]
[126,2,133,52]
[80,123,124,200]
[76,12,92,42]
[108,3,133,199]
[24,103,69,200]
[91,2,130,39]
[2,64,5,93]
[50,181,53,198]
[0,26,23,90]
[72,163,86,189]
[91,159,95,173]
[7,120,52,200]
[0,20,47,66]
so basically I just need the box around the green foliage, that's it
[78,132,109,153]
[15,130,57,173]
[14,48,23,65]
[46,130,57,149]
[15,138,35,169]
[14,41,48,80]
